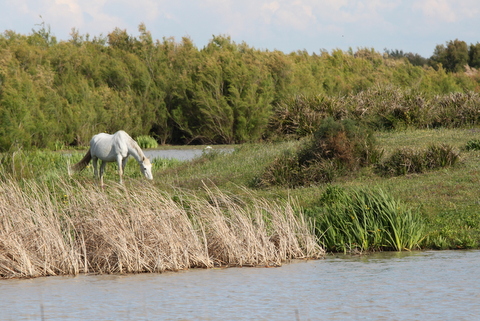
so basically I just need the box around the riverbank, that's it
[1,128,480,278]
[149,128,480,251]
[0,178,321,278]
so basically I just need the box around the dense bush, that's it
[257,118,382,187]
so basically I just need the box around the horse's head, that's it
[140,157,153,180]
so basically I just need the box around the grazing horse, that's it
[71,130,153,186]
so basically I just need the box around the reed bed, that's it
[0,178,323,278]
[306,186,426,253]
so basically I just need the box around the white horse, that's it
[71,130,153,186]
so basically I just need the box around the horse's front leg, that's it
[92,157,99,178]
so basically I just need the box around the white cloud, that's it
[1,0,480,56]
[413,0,456,23]
[412,0,480,23]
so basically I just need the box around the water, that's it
[143,147,233,161]
[1,250,479,320]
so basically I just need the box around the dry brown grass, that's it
[0,178,323,278]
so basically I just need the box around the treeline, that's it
[386,39,480,72]
[0,24,479,150]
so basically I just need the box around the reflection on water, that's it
[1,250,480,320]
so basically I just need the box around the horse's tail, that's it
[70,148,92,173]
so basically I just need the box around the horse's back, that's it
[90,131,130,161]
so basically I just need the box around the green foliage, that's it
[1,28,480,151]
[469,43,480,68]
[0,150,70,182]
[425,209,480,249]
[431,39,469,72]
[384,49,429,66]
[135,135,158,149]
[465,139,480,151]
[305,186,426,252]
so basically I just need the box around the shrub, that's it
[259,118,383,187]
[377,148,425,176]
[254,150,303,188]
[377,143,459,176]
[298,118,382,166]
[268,94,345,139]
[424,144,459,168]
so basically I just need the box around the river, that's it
[1,250,479,320]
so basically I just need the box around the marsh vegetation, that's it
[1,27,480,278]
[1,124,479,279]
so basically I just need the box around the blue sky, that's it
[1,0,479,57]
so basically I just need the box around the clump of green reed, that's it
[377,143,459,176]
[135,135,158,149]
[305,186,426,253]
[465,139,480,151]
[257,118,382,187]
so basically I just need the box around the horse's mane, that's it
[128,137,147,161]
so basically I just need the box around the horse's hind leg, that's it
[117,156,125,184]
[99,161,107,187]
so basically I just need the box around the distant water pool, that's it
[143,147,233,161]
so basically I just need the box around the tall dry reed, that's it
[0,178,323,278]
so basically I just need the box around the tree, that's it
[445,39,469,72]
[193,36,275,143]
[431,40,468,72]
[469,42,480,69]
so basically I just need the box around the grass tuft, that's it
[376,143,459,176]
